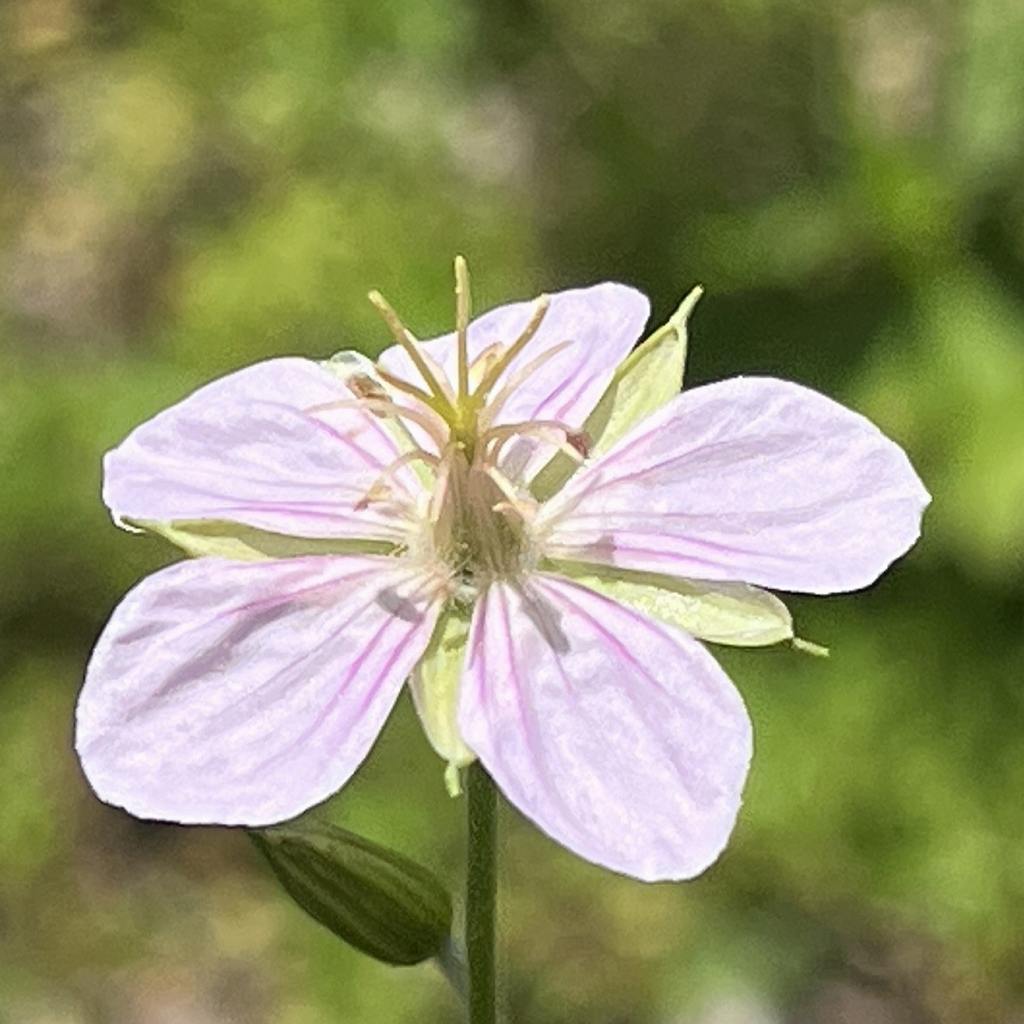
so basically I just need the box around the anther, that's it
[354,481,394,511]
[346,373,390,405]
[565,429,591,459]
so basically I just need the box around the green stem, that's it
[466,763,497,1024]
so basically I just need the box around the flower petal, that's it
[76,555,443,826]
[459,574,752,881]
[104,358,420,544]
[559,568,793,647]
[537,377,931,594]
[379,283,649,481]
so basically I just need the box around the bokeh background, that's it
[3,0,1024,1021]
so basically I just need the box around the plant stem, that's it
[466,763,497,1024]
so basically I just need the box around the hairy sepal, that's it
[531,286,701,501]
[131,518,396,561]
[410,604,477,774]
[552,562,793,647]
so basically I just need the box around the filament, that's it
[304,397,450,452]
[367,289,456,416]
[475,339,573,430]
[481,419,589,468]
[374,365,439,409]
[355,449,440,510]
[471,294,551,402]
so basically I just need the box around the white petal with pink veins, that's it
[104,358,421,543]
[77,555,443,825]
[537,376,930,594]
[459,574,752,881]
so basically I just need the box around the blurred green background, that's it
[2,0,1023,1021]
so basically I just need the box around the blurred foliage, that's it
[2,0,1023,1021]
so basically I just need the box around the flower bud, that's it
[251,820,452,966]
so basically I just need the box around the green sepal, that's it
[792,636,830,657]
[552,561,794,647]
[409,604,477,788]
[128,518,397,561]
[531,286,702,501]
[250,820,453,966]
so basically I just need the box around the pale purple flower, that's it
[77,266,929,881]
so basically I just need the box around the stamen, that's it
[367,289,456,416]
[427,444,455,529]
[355,449,440,510]
[353,482,393,512]
[485,466,538,523]
[304,397,450,452]
[345,372,389,404]
[471,294,551,402]
[454,254,471,399]
[483,419,591,466]
[468,341,505,392]
[484,464,524,505]
[374,365,440,410]
[475,338,573,430]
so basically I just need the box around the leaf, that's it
[553,562,793,647]
[531,286,702,501]
[251,820,453,967]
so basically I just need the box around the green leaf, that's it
[409,605,477,791]
[251,820,453,967]
[554,562,794,647]
[129,518,396,561]
[531,286,702,501]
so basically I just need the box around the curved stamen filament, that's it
[474,339,574,431]
[471,294,551,403]
[374,365,440,410]
[482,419,590,466]
[368,289,456,417]
[468,341,505,392]
[304,397,450,452]
[355,449,440,510]
[484,465,538,523]
[427,445,455,533]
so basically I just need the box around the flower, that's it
[77,260,929,882]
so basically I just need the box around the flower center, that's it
[431,443,532,585]
[325,257,589,590]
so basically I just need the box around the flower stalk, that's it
[466,763,498,1024]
